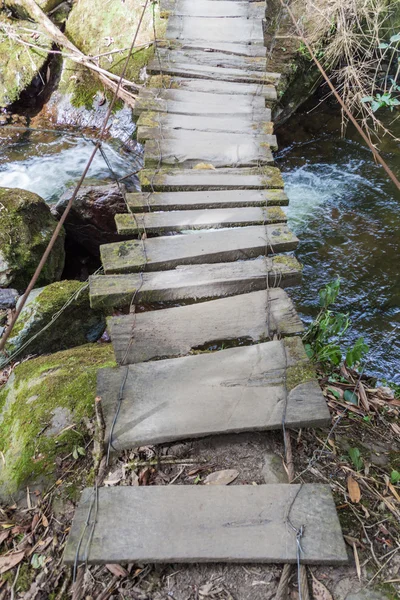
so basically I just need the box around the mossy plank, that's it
[108,289,304,364]
[97,338,329,451]
[138,167,284,191]
[89,255,302,310]
[153,48,267,71]
[143,132,275,168]
[100,225,298,273]
[147,60,279,85]
[115,206,286,235]
[146,76,277,100]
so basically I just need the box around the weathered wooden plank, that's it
[134,96,268,117]
[100,225,298,273]
[89,256,302,310]
[115,206,286,234]
[64,484,348,565]
[168,40,267,57]
[144,132,275,168]
[136,111,274,142]
[108,289,303,364]
[98,338,330,450]
[147,61,279,85]
[126,189,288,211]
[165,16,264,45]
[147,76,277,99]
[160,0,265,19]
[153,48,267,72]
[137,88,268,113]
[139,167,284,191]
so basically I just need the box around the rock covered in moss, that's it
[0,17,51,107]
[1,280,106,365]
[51,183,128,255]
[4,0,63,16]
[0,187,65,289]
[60,0,162,108]
[0,344,116,502]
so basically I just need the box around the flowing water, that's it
[277,107,400,383]
[0,103,398,382]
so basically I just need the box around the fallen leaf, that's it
[106,564,129,577]
[353,542,361,581]
[203,469,239,486]
[388,482,400,503]
[42,514,49,528]
[193,163,216,170]
[347,475,361,503]
[0,550,25,574]
[0,530,10,545]
[311,573,333,600]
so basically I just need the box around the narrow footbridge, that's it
[64,0,348,572]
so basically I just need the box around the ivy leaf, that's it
[371,100,383,112]
[390,33,400,43]
[348,447,363,471]
[391,470,400,484]
[344,390,359,405]
[379,42,389,49]
[361,96,374,102]
[304,343,314,359]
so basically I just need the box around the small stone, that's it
[262,453,287,484]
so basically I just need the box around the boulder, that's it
[0,343,116,502]
[59,0,161,108]
[0,187,65,290]
[0,280,106,365]
[0,16,51,107]
[4,0,63,16]
[51,183,128,255]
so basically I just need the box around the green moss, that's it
[0,17,51,107]
[266,206,286,222]
[286,361,316,391]
[137,111,159,128]
[0,188,65,289]
[59,0,160,108]
[273,254,302,270]
[3,281,106,363]
[0,344,116,501]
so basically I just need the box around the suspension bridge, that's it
[64,0,348,584]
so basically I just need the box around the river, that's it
[0,104,398,382]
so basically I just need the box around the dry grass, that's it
[293,0,400,141]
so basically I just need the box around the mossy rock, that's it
[0,187,65,289]
[59,0,165,109]
[4,0,62,17]
[0,16,51,107]
[1,280,106,366]
[0,344,116,502]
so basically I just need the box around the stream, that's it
[277,106,400,383]
[0,103,399,382]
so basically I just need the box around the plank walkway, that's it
[64,0,347,569]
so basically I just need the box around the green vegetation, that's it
[0,344,115,501]
[303,278,369,369]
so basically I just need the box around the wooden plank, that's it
[108,289,303,364]
[137,88,268,113]
[100,225,298,273]
[160,0,265,19]
[64,484,348,565]
[98,338,330,450]
[134,97,268,117]
[153,48,267,72]
[139,167,284,191]
[144,132,275,168]
[89,255,302,310]
[137,112,274,142]
[126,189,288,211]
[137,109,272,134]
[115,206,286,234]
[168,40,267,57]
[165,16,264,45]
[147,61,278,85]
[147,76,277,99]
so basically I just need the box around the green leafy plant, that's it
[391,470,400,484]
[303,278,368,370]
[72,445,86,460]
[348,447,363,471]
